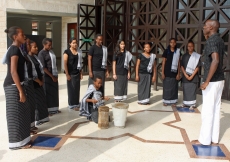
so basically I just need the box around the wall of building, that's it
[61,17,78,71]
[6,17,63,71]
[7,19,32,35]
[0,0,94,80]
[7,18,33,47]
[0,7,7,80]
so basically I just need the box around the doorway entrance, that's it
[67,23,78,45]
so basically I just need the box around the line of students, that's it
[63,38,83,110]
[3,27,201,149]
[79,35,201,123]
[162,38,201,109]
[3,26,61,149]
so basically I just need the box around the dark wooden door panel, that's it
[171,0,230,100]
[78,4,98,74]
[103,0,126,76]
[126,0,172,82]
[93,0,230,100]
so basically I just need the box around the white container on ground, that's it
[111,103,129,128]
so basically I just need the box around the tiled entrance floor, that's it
[0,74,230,162]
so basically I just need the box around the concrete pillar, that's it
[0,4,7,80]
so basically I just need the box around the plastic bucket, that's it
[111,103,129,128]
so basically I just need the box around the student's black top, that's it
[162,47,180,78]
[28,55,44,88]
[25,54,33,79]
[88,45,104,71]
[138,53,152,74]
[38,49,52,76]
[113,51,128,75]
[181,53,201,83]
[64,48,80,75]
[4,45,26,87]
[203,33,225,82]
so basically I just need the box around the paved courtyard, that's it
[0,74,230,162]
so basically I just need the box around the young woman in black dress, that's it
[113,40,132,102]
[63,38,83,111]
[28,40,50,125]
[3,26,31,149]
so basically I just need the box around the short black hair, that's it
[29,40,35,44]
[4,26,21,41]
[95,34,103,39]
[169,38,177,42]
[187,40,194,46]
[42,38,52,45]
[143,42,152,48]
[93,75,102,82]
[29,40,37,48]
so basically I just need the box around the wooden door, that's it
[171,0,230,100]
[78,4,98,74]
[67,23,77,43]
[103,0,126,76]
[127,0,172,81]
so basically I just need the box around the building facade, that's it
[0,0,94,80]
[78,0,230,100]
[0,0,230,100]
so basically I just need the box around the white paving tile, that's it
[0,74,229,162]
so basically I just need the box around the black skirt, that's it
[163,77,178,104]
[43,75,59,113]
[4,85,31,149]
[114,75,128,101]
[67,74,81,108]
[183,82,197,106]
[34,86,49,125]
[24,79,36,128]
[138,73,152,104]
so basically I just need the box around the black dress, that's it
[38,49,59,113]
[3,45,31,149]
[64,49,81,108]
[113,52,129,101]
[28,55,49,125]
[137,53,152,104]
[162,47,180,104]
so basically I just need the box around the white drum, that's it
[111,103,129,128]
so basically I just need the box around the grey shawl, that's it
[79,84,104,117]
[171,48,180,73]
[147,53,156,73]
[26,55,37,79]
[34,55,44,75]
[49,50,58,76]
[101,45,108,69]
[27,55,44,80]
[186,52,200,75]
[77,48,83,70]
[124,51,132,70]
